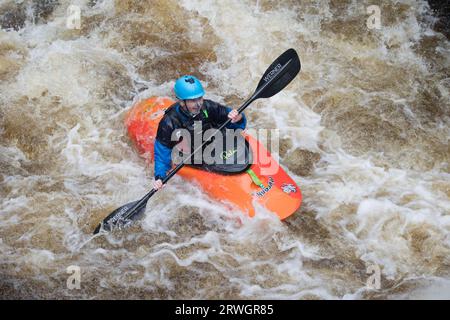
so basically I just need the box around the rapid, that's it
[0,0,449,299]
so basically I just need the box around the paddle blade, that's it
[93,200,147,234]
[255,48,301,99]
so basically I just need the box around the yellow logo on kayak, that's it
[221,149,237,160]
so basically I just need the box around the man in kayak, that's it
[152,75,247,190]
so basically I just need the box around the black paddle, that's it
[93,48,301,234]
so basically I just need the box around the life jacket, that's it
[168,103,214,140]
[156,99,251,174]
[157,99,225,150]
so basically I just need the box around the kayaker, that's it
[152,75,247,190]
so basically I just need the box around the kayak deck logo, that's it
[281,183,297,194]
[221,149,237,160]
[254,177,274,197]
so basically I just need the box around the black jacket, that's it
[154,99,247,180]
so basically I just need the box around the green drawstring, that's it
[202,109,209,118]
[246,169,265,189]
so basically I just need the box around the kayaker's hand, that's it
[153,179,163,190]
[228,109,242,123]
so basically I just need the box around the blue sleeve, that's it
[154,139,172,180]
[224,106,247,130]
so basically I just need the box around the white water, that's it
[0,0,449,299]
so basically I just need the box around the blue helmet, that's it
[174,75,205,100]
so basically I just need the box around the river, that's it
[0,0,449,299]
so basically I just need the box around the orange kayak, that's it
[125,96,302,219]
